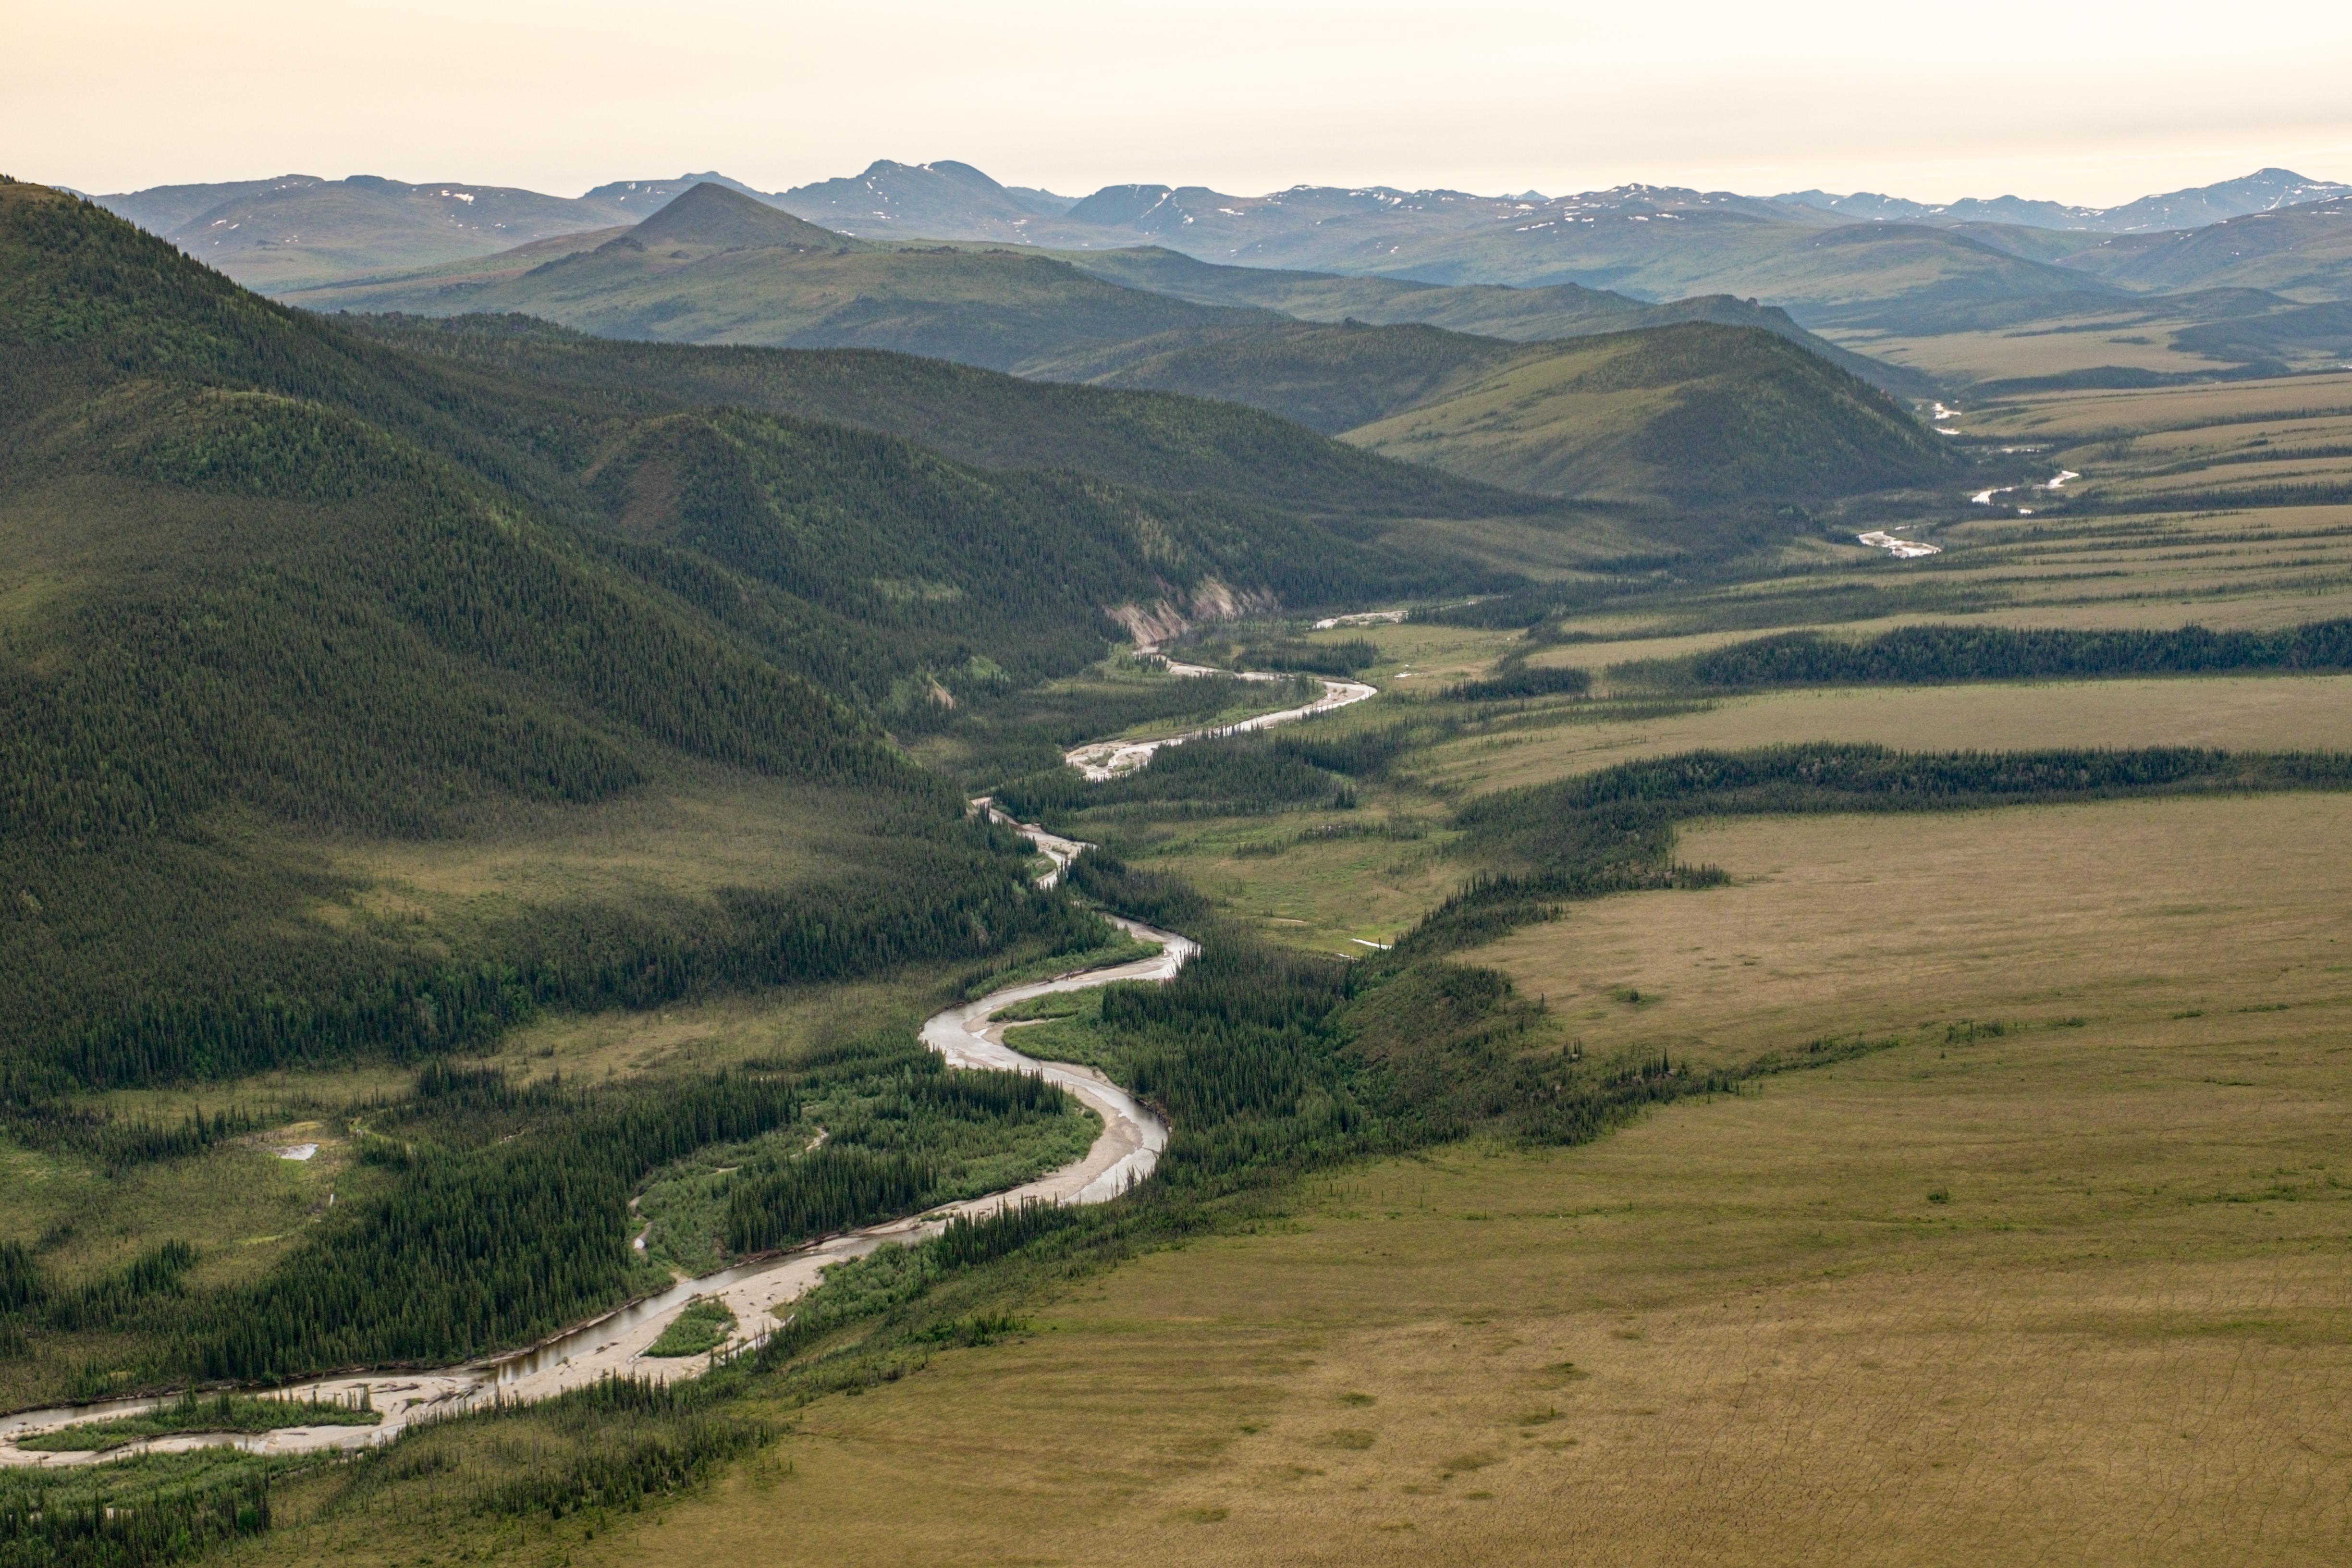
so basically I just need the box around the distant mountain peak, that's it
[631,181,851,250]
[1774,168,2352,234]
[1065,184,1180,227]
[925,159,1005,191]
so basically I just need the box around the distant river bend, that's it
[0,658,1376,1466]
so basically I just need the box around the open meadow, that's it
[564,791,2352,1568]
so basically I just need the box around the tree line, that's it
[1690,620,2352,688]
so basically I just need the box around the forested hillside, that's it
[336,313,1541,522]
[1091,318,1954,504]
[0,179,1496,1103]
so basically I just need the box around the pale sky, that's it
[14,0,2352,205]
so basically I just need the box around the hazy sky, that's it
[16,0,2352,203]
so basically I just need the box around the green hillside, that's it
[1344,322,1951,502]
[0,181,1503,1100]
[1087,317,1952,503]
[1060,245,1931,392]
[1082,319,1514,432]
[2048,197,2352,299]
[285,184,1274,373]
[626,180,861,252]
[1061,246,1646,334]
[338,313,1540,522]
[0,180,945,1091]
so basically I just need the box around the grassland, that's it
[1341,322,1951,503]
[1409,674,2352,796]
[1822,306,2235,383]
[554,790,2352,1568]
[0,952,968,1413]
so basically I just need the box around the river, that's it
[0,654,1370,1467]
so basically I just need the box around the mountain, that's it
[793,174,2130,331]
[339,314,1536,524]
[86,171,775,292]
[1083,318,1954,505]
[1059,245,1934,393]
[285,184,1279,371]
[96,160,2352,345]
[1338,323,1953,504]
[626,178,857,251]
[92,174,303,236]
[285,184,1935,391]
[578,171,778,216]
[1327,211,2128,331]
[2042,196,2352,299]
[1776,168,2352,234]
[0,178,902,1081]
[284,186,1953,507]
[772,159,1077,240]
[0,178,1518,1084]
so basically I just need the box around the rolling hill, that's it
[336,313,1541,523]
[287,183,1277,373]
[94,160,2352,353]
[1059,245,1932,392]
[758,171,2132,332]
[1080,317,1953,504]
[2046,197,2352,299]
[1337,322,1956,503]
[0,179,1519,1087]
[287,184,1913,390]
[283,184,1953,513]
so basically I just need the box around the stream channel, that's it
[0,654,1379,1467]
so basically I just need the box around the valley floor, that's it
[559,792,2352,1568]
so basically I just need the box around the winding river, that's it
[0,654,1377,1468]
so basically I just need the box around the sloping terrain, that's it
[338,314,1539,523]
[0,180,927,1086]
[97,162,2352,360]
[1058,246,1929,392]
[759,174,2136,333]
[2047,196,2352,299]
[0,180,1504,1091]
[1775,168,2352,233]
[1078,319,1520,434]
[284,190,1953,511]
[87,173,698,292]
[772,158,1078,239]
[1086,318,1952,504]
[286,184,1275,373]
[1338,322,1954,503]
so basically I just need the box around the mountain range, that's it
[93,163,2352,311]
[281,182,1954,504]
[1773,168,2352,234]
[0,174,1544,1070]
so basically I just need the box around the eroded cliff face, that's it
[1106,579,1281,649]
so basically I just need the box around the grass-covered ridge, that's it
[1087,318,1953,506]
[337,314,1539,525]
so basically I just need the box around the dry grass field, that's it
[1465,792,2352,1069]
[1121,667,2352,955]
[1411,672,2352,796]
[569,791,2352,1568]
[1822,315,2220,381]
